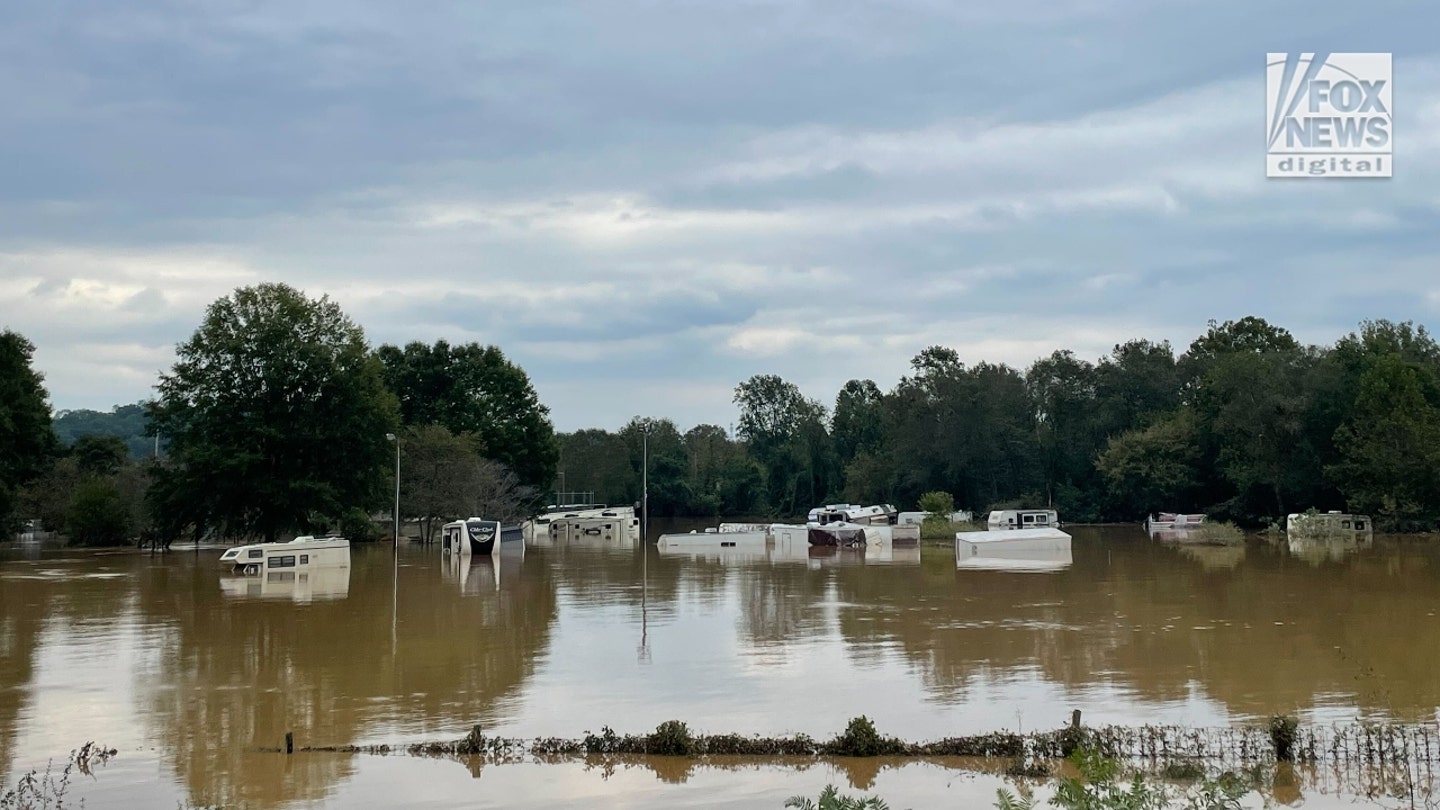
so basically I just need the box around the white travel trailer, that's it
[987,509,1059,530]
[441,518,501,556]
[956,527,1072,572]
[897,510,973,525]
[523,504,639,542]
[807,504,898,526]
[218,535,351,576]
[1286,511,1373,538]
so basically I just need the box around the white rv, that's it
[218,535,350,576]
[987,509,1059,530]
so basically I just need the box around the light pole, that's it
[641,421,652,543]
[386,433,399,550]
[385,432,400,653]
[639,420,651,664]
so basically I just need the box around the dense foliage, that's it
[557,318,1440,528]
[376,340,559,489]
[11,313,1440,542]
[148,284,399,542]
[0,330,56,532]
[52,403,154,459]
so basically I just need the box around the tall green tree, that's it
[683,424,736,513]
[1327,354,1440,522]
[1093,339,1181,436]
[376,341,558,489]
[1096,409,1204,516]
[734,374,832,514]
[884,349,1039,512]
[398,423,480,542]
[149,283,398,542]
[555,428,634,505]
[1183,316,1300,372]
[1028,350,1100,518]
[1309,321,1440,474]
[621,417,690,517]
[1193,348,1324,519]
[832,379,884,472]
[72,435,129,477]
[0,330,56,531]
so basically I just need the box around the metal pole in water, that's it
[386,433,399,654]
[388,434,400,549]
[641,422,650,543]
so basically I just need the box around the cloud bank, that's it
[2,0,1438,430]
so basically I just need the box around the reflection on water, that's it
[2,527,1440,808]
[219,567,351,602]
[1174,544,1246,571]
[1287,534,1375,565]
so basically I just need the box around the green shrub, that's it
[1268,715,1298,762]
[917,491,954,520]
[456,725,485,754]
[583,726,620,754]
[648,720,693,756]
[337,508,381,543]
[65,479,132,546]
[1195,521,1244,546]
[784,784,894,810]
[833,716,886,757]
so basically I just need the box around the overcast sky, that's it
[2,0,1438,432]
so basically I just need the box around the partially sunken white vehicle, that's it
[987,509,1060,530]
[807,504,898,526]
[1286,511,1373,538]
[219,535,351,576]
[955,527,1072,572]
[656,522,769,552]
[441,518,501,556]
[523,503,639,543]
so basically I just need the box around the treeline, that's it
[52,403,154,459]
[5,302,1439,542]
[559,317,1440,529]
[0,283,560,545]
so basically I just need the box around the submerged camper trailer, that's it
[442,518,501,556]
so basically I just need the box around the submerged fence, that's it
[281,716,1440,768]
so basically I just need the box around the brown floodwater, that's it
[2,524,1438,808]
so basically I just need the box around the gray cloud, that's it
[0,0,1437,430]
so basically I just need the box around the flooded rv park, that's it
[3,523,1440,808]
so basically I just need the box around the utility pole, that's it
[641,421,650,543]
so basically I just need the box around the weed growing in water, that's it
[648,720,694,756]
[1,742,115,810]
[993,746,1248,810]
[784,784,895,810]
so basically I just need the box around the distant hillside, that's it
[52,402,157,459]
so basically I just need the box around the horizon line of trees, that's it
[5,301,1440,543]
[556,317,1440,530]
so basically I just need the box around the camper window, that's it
[269,555,297,568]
[247,549,263,559]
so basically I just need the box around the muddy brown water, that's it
[1,524,1437,808]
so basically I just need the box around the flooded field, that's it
[2,524,1439,808]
